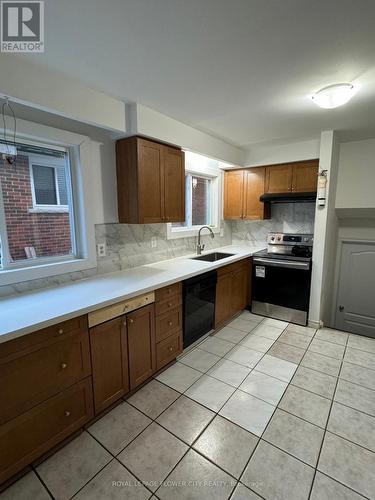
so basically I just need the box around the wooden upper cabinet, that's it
[292,161,318,192]
[224,170,244,219]
[116,136,185,224]
[265,164,293,193]
[224,168,269,221]
[243,167,269,220]
[138,139,164,223]
[127,304,156,390]
[90,317,129,414]
[163,147,185,222]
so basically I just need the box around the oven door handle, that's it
[253,257,310,271]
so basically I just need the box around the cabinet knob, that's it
[58,328,64,335]
[129,318,134,324]
[169,346,173,352]
[168,302,172,307]
[168,321,173,326]
[61,362,67,370]
[123,320,127,327]
[64,410,71,417]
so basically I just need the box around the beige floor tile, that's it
[179,348,220,373]
[340,361,375,391]
[127,379,179,419]
[207,358,251,387]
[231,483,262,499]
[239,370,287,406]
[118,423,188,492]
[310,471,365,500]
[36,432,112,500]
[214,325,248,344]
[156,395,214,444]
[89,402,151,455]
[263,409,324,466]
[301,351,341,377]
[185,374,235,411]
[345,347,375,370]
[0,472,50,500]
[74,459,150,500]
[285,324,316,337]
[335,378,375,416]
[292,365,337,399]
[308,338,345,360]
[318,432,375,499]
[157,449,235,500]
[268,341,305,363]
[278,330,311,349]
[279,385,331,428]
[155,362,202,392]
[242,441,314,500]
[348,334,375,353]
[224,345,263,368]
[315,328,348,346]
[193,415,258,478]
[255,354,297,382]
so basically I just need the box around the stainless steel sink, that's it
[191,252,235,262]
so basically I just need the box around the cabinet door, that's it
[127,304,156,390]
[265,165,293,193]
[138,139,164,223]
[163,147,185,222]
[292,161,318,192]
[243,167,269,220]
[231,263,250,315]
[90,317,129,414]
[224,170,244,220]
[215,272,233,327]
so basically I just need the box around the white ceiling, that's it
[20,0,375,148]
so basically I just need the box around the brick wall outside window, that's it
[0,155,72,261]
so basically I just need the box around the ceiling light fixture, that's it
[312,83,355,109]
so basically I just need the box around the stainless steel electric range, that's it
[251,232,313,326]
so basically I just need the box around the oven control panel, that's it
[267,233,313,246]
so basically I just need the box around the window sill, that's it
[166,224,221,240]
[28,206,69,214]
[0,257,97,286]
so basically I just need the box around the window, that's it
[0,142,75,267]
[31,162,68,208]
[168,150,222,240]
[172,174,212,229]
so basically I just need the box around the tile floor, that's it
[2,310,375,499]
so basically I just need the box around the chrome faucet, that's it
[196,226,215,255]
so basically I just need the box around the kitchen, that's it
[1,1,375,500]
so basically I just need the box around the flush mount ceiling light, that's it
[312,83,355,109]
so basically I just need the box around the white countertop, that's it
[0,244,263,343]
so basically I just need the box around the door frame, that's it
[331,238,375,329]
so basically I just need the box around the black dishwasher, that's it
[183,270,217,348]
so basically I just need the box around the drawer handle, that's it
[168,321,173,326]
[129,318,134,324]
[58,328,64,335]
[168,302,173,307]
[64,410,71,417]
[169,346,174,352]
[61,363,68,370]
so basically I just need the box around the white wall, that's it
[0,54,126,133]
[309,131,340,327]
[336,138,375,215]
[243,138,320,167]
[133,104,245,166]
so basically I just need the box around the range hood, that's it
[260,192,317,203]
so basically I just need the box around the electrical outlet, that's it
[151,237,157,248]
[97,242,106,258]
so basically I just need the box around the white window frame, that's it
[28,154,70,213]
[167,158,222,240]
[0,118,97,286]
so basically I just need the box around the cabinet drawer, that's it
[155,295,182,316]
[0,378,93,485]
[155,307,182,343]
[0,316,88,360]
[155,282,181,303]
[156,332,182,370]
[0,332,91,424]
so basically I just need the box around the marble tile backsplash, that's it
[0,222,232,297]
[95,222,232,274]
[0,203,315,298]
[231,203,316,246]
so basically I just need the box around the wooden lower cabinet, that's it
[127,304,156,390]
[0,378,93,484]
[215,259,251,328]
[90,317,129,414]
[156,332,182,370]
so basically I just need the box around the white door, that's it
[335,241,375,338]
